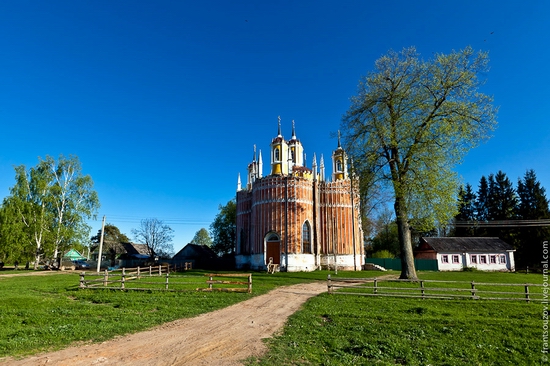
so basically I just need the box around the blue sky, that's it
[0,1,548,253]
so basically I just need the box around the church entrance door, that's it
[265,233,281,265]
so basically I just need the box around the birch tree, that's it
[3,155,99,268]
[43,155,100,259]
[342,46,497,279]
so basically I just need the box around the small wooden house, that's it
[118,242,151,267]
[415,237,515,272]
[172,244,218,269]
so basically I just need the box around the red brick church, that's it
[235,118,364,272]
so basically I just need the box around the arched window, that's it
[266,233,279,241]
[302,221,311,254]
[336,159,342,172]
[274,147,280,161]
[291,148,295,163]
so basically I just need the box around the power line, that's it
[89,215,211,226]
[454,219,550,228]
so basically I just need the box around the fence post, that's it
[121,272,125,290]
[248,274,252,293]
[327,274,332,294]
[420,280,425,299]
[471,281,476,299]
[137,266,141,280]
[149,265,152,276]
[165,273,169,290]
[525,284,530,303]
[374,278,378,295]
[159,265,162,276]
[104,269,108,287]
[80,272,86,289]
[209,275,213,290]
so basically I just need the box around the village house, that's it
[172,243,218,269]
[414,237,516,272]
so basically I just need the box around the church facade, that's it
[235,119,364,272]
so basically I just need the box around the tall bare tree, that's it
[342,46,497,279]
[132,218,174,258]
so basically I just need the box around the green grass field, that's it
[248,271,544,365]
[0,269,326,358]
[0,269,544,364]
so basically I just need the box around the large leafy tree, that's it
[341,46,497,279]
[0,201,33,264]
[8,164,54,269]
[210,199,236,257]
[132,218,174,259]
[191,228,212,247]
[91,224,130,266]
[44,155,100,259]
[2,155,99,269]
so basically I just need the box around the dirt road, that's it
[3,281,327,366]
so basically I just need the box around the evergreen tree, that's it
[487,171,518,221]
[455,183,477,236]
[516,170,550,267]
[486,171,518,243]
[475,176,489,222]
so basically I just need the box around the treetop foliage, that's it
[342,46,498,279]
[191,228,212,247]
[209,199,236,257]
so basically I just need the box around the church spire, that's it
[312,153,317,181]
[291,119,296,139]
[337,130,341,148]
[320,154,325,182]
[277,116,282,137]
[237,173,241,191]
[258,150,263,178]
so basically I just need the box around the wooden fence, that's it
[79,268,252,293]
[327,275,543,302]
[198,273,252,293]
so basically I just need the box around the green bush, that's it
[371,250,394,258]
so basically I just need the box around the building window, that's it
[452,255,460,264]
[336,159,342,172]
[302,221,311,254]
[500,255,506,264]
[471,255,477,264]
[291,148,295,163]
[480,255,487,264]
[274,147,280,161]
[441,255,449,263]
[490,255,497,264]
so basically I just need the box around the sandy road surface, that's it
[2,281,327,366]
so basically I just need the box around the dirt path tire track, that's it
[3,281,328,366]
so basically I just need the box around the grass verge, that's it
[247,271,543,365]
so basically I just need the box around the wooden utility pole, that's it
[96,215,106,273]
